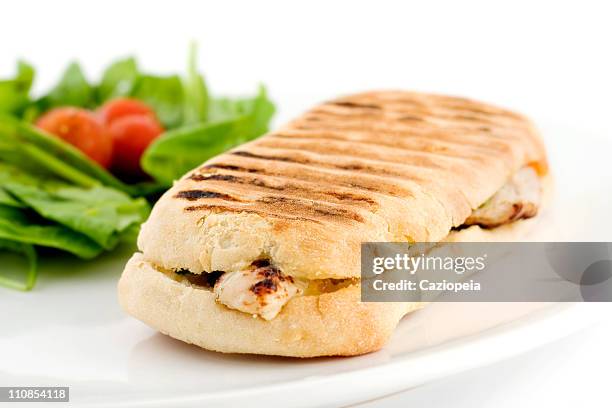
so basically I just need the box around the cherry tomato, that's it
[108,115,164,178]
[36,107,113,168]
[98,98,159,126]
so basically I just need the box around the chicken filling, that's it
[172,166,542,320]
[213,261,308,320]
[463,166,541,228]
[175,260,307,321]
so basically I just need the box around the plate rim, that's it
[76,302,600,408]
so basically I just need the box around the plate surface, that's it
[0,123,610,407]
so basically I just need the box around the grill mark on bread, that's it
[207,152,482,221]
[190,162,389,223]
[326,191,377,205]
[230,150,294,162]
[398,115,425,122]
[354,93,523,120]
[175,190,241,202]
[203,164,260,173]
[188,173,237,182]
[256,196,366,223]
[291,121,520,141]
[435,102,524,120]
[280,125,523,158]
[184,200,364,225]
[226,151,390,178]
[198,160,416,198]
[271,132,505,163]
[229,150,436,182]
[188,170,379,209]
[308,109,379,120]
[185,170,377,223]
[329,101,381,110]
[195,156,477,224]
[259,136,463,170]
[310,103,523,128]
[294,115,520,135]
[184,204,325,224]
[174,91,544,232]
[281,118,526,139]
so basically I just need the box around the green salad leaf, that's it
[0,160,149,253]
[131,74,185,129]
[3,183,149,249]
[0,115,163,195]
[0,205,103,259]
[97,57,139,102]
[0,61,34,116]
[38,62,95,110]
[0,239,37,291]
[182,42,209,125]
[209,85,276,134]
[141,86,274,184]
[0,188,24,208]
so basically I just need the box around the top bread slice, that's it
[138,91,548,280]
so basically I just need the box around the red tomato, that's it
[36,107,113,168]
[108,115,164,178]
[98,98,158,127]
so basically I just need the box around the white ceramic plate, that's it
[0,123,610,407]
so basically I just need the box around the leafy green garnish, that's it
[0,61,34,116]
[0,159,149,253]
[0,205,103,259]
[3,183,149,249]
[38,63,95,111]
[141,86,274,184]
[0,239,37,291]
[131,74,185,129]
[97,57,139,101]
[95,46,211,130]
[182,43,209,125]
[0,188,24,208]
[0,115,162,195]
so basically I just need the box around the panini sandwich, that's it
[118,91,549,357]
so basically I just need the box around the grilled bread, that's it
[118,90,549,357]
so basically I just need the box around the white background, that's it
[2,1,611,407]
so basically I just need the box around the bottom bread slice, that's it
[118,253,424,357]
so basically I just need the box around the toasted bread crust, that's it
[138,91,548,280]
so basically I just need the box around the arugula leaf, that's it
[0,61,35,116]
[97,57,139,102]
[38,62,95,110]
[131,74,185,129]
[0,239,37,291]
[141,86,274,184]
[0,205,103,259]
[182,43,209,125]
